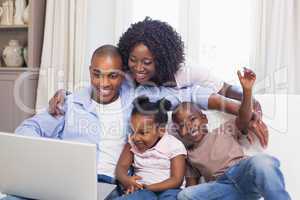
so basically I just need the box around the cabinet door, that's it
[0,71,38,133]
[0,77,14,132]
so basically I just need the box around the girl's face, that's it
[130,113,163,152]
[128,43,156,84]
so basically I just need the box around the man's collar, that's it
[71,86,95,112]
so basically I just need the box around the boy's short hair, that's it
[172,102,203,123]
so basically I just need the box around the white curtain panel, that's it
[250,0,299,94]
[114,0,134,44]
[35,0,88,111]
[296,0,300,93]
[178,0,201,66]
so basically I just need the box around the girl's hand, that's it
[123,175,143,194]
[237,68,256,91]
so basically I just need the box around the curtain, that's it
[35,0,88,110]
[250,0,299,94]
[178,0,201,66]
[178,0,252,84]
[114,0,134,44]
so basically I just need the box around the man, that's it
[2,45,133,200]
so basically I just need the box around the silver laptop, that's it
[0,132,98,200]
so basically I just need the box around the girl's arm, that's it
[144,155,186,192]
[116,143,143,193]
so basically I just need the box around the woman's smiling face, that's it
[128,43,156,84]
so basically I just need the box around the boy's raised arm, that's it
[236,68,256,132]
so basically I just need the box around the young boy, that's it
[172,68,291,200]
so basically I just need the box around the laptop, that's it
[0,132,98,200]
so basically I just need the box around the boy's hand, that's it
[247,119,269,148]
[237,68,256,91]
[122,175,143,194]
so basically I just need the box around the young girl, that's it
[115,97,187,200]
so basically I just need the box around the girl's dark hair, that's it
[118,17,185,86]
[132,96,172,125]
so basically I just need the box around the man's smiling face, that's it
[90,55,124,104]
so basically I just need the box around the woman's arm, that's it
[207,93,241,116]
[218,82,243,101]
[144,155,186,192]
[219,82,262,115]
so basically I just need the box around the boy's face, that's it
[90,55,124,104]
[130,113,163,153]
[173,104,209,146]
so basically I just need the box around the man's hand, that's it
[237,68,256,91]
[122,175,143,194]
[48,89,66,117]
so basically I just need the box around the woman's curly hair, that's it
[118,17,185,86]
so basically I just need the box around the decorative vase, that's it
[0,0,14,25]
[2,40,24,67]
[14,0,26,25]
[22,2,29,24]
